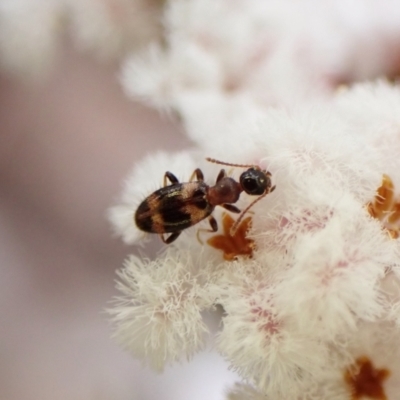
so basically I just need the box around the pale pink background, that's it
[0,43,237,400]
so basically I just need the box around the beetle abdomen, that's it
[135,182,214,234]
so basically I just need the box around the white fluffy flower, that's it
[214,262,330,397]
[334,81,400,185]
[120,0,400,126]
[66,0,163,61]
[225,321,400,399]
[109,249,215,371]
[110,82,400,398]
[275,211,391,336]
[121,0,342,115]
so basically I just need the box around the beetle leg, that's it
[189,168,204,182]
[164,171,179,186]
[209,215,218,231]
[216,169,226,183]
[221,203,241,213]
[161,231,181,244]
[164,171,179,187]
[196,215,218,244]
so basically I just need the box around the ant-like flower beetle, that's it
[134,157,275,244]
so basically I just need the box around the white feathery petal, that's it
[165,0,345,96]
[121,44,173,110]
[215,262,329,398]
[276,211,393,337]
[120,0,400,124]
[225,383,265,400]
[254,107,381,202]
[109,249,214,371]
[256,191,350,253]
[121,0,336,116]
[334,81,400,184]
[382,270,400,326]
[174,91,267,148]
[121,41,222,111]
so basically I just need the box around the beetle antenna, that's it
[230,193,267,235]
[206,157,256,169]
[230,185,276,235]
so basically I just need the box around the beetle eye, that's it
[240,169,269,195]
[242,177,260,194]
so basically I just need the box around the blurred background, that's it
[0,41,239,400]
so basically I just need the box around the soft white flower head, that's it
[334,81,400,186]
[121,0,344,117]
[120,0,400,131]
[214,261,330,397]
[109,249,215,371]
[111,41,400,400]
[225,321,400,399]
[66,0,163,61]
[275,211,391,336]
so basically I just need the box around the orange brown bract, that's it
[367,174,400,239]
[344,356,390,400]
[206,213,255,261]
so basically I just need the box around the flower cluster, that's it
[121,0,400,121]
[110,76,400,398]
[14,0,392,398]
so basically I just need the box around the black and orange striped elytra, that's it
[134,158,275,244]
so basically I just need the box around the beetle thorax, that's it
[207,177,242,206]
